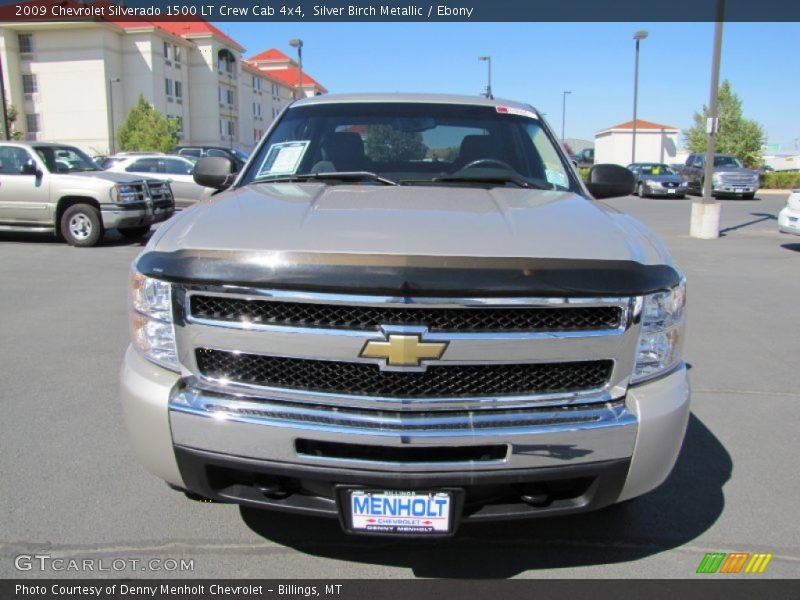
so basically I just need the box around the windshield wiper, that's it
[256,171,398,186]
[429,173,549,189]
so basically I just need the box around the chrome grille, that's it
[146,181,173,206]
[195,348,613,398]
[190,294,622,332]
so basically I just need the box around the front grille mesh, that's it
[190,295,622,332]
[196,348,612,398]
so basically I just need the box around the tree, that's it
[684,80,765,167]
[117,95,179,153]
[4,99,23,140]
[364,125,426,162]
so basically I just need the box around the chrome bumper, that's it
[169,386,638,472]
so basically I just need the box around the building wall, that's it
[0,23,316,154]
[595,130,679,166]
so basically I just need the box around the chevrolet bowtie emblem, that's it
[360,334,447,367]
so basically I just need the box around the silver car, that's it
[102,154,214,209]
[627,163,687,198]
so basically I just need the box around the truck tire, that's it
[119,226,151,240]
[60,204,103,247]
[637,182,645,198]
[742,193,755,200]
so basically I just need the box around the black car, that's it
[626,163,687,199]
[174,146,249,172]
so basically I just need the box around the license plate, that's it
[349,490,453,535]
[667,188,676,194]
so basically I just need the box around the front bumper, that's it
[121,347,690,523]
[778,205,800,235]
[712,184,758,196]
[101,203,174,229]
[643,184,687,197]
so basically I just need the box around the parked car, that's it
[122,93,690,536]
[682,153,760,199]
[174,146,248,172]
[574,147,594,168]
[101,154,214,209]
[778,189,800,235]
[626,163,687,198]
[0,142,174,246]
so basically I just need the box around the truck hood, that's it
[713,166,757,175]
[57,170,151,185]
[150,183,673,267]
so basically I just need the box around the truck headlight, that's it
[130,269,178,371]
[113,184,139,204]
[632,279,686,384]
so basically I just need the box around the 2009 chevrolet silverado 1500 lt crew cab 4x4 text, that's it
[121,94,689,537]
[0,142,174,246]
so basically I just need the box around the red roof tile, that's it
[607,119,678,131]
[263,66,326,92]
[248,48,293,63]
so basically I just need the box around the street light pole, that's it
[478,56,492,99]
[690,0,725,239]
[631,30,648,164]
[108,77,120,155]
[289,38,303,99]
[561,90,571,141]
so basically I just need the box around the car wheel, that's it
[637,183,645,198]
[119,226,151,240]
[60,204,102,247]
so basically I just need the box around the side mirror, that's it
[193,156,235,190]
[585,164,636,199]
[20,162,39,176]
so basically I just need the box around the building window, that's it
[176,116,183,133]
[227,120,235,136]
[18,33,34,54]
[163,41,169,58]
[22,74,37,94]
[253,102,262,117]
[218,86,224,103]
[271,83,279,96]
[25,113,40,132]
[165,78,173,96]
[219,119,224,136]
[174,81,182,99]
[226,89,234,105]
[173,45,181,63]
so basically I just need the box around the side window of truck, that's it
[0,147,34,175]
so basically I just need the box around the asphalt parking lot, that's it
[1,192,798,579]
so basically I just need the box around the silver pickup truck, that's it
[121,94,689,537]
[0,142,174,246]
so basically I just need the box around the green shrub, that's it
[761,171,800,189]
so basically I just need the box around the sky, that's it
[216,21,799,151]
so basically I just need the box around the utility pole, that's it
[561,91,571,141]
[690,0,725,239]
[0,56,9,139]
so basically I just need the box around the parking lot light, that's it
[631,30,648,164]
[289,38,303,99]
[478,56,492,99]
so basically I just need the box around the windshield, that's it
[714,156,744,168]
[637,163,676,176]
[35,145,100,173]
[241,102,573,191]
